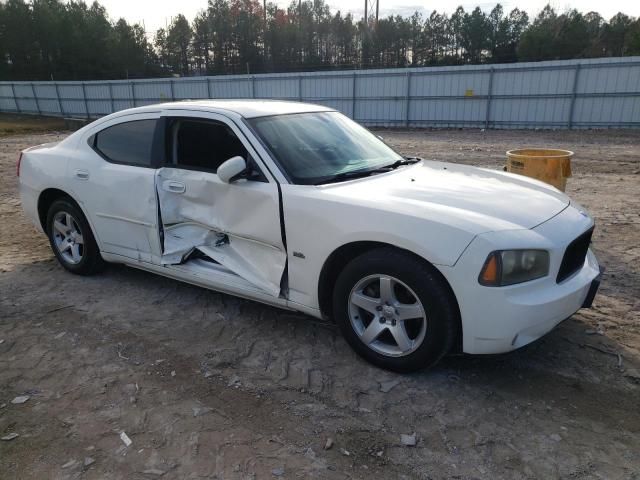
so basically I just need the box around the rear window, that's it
[94,119,156,166]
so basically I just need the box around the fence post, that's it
[298,75,303,101]
[130,81,136,107]
[81,82,89,119]
[108,83,115,113]
[250,75,255,98]
[405,70,412,128]
[206,78,212,98]
[170,79,175,101]
[568,63,581,129]
[485,67,494,130]
[351,72,357,119]
[10,83,20,113]
[31,83,41,115]
[54,82,64,117]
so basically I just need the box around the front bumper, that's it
[438,204,601,354]
[581,267,602,309]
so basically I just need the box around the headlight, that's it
[479,250,549,286]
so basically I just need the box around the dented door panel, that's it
[156,167,286,297]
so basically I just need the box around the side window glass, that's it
[94,119,156,166]
[174,120,247,172]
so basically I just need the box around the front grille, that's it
[556,227,593,283]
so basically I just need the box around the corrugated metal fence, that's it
[1,56,639,129]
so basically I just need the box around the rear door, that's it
[70,112,162,263]
[156,110,287,297]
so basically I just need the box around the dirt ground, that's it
[0,114,67,138]
[1,123,639,479]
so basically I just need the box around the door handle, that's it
[74,169,89,180]
[162,180,186,194]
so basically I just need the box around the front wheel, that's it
[46,199,105,275]
[332,248,459,372]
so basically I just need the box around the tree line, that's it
[1,0,639,81]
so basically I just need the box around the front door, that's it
[155,111,287,298]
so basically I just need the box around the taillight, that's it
[17,152,23,177]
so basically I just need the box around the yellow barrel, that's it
[506,148,573,192]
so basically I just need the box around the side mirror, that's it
[217,156,247,183]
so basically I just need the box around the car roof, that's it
[140,99,335,119]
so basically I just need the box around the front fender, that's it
[281,184,476,310]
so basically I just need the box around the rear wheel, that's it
[332,247,458,372]
[46,199,105,275]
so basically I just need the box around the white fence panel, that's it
[1,56,638,129]
[255,77,298,99]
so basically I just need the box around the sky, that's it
[98,0,640,35]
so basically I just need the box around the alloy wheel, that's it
[348,274,427,357]
[52,211,85,264]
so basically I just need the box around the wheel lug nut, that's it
[376,306,382,311]
[379,317,386,323]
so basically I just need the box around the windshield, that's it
[248,111,403,185]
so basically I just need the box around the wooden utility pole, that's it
[375,0,379,25]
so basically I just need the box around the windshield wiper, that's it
[360,157,422,176]
[315,157,421,185]
[382,157,422,170]
[314,168,380,185]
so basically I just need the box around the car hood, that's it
[320,160,570,234]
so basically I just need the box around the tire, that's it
[46,198,105,275]
[332,247,458,372]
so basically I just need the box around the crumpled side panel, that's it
[156,168,286,297]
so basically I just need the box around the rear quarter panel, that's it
[19,142,75,233]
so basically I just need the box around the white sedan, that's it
[18,100,601,371]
